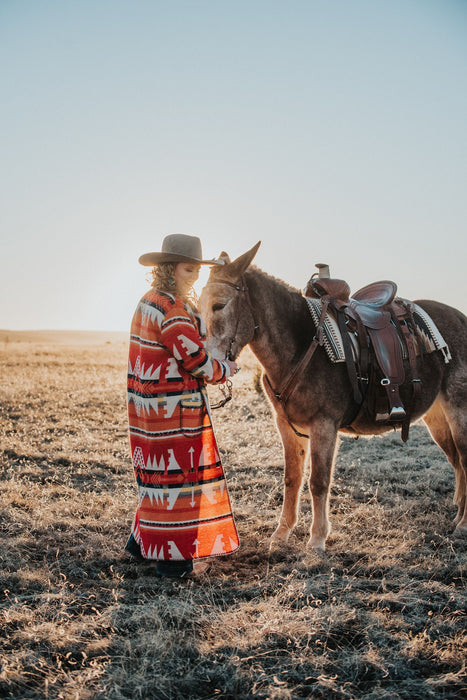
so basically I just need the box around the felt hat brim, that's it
[138,233,225,267]
[138,252,224,266]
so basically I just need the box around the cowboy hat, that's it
[138,234,224,266]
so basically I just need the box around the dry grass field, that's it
[0,331,465,699]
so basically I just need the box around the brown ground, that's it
[0,332,465,699]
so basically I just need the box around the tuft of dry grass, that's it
[0,335,465,699]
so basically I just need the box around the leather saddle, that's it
[305,265,421,437]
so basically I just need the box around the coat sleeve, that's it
[160,302,231,384]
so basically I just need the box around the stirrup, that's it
[376,411,390,422]
[389,406,406,421]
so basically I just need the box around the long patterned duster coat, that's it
[127,287,239,561]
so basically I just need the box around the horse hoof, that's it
[306,538,326,553]
[270,527,291,548]
[269,536,290,552]
[453,524,467,538]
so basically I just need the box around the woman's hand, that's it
[226,360,239,376]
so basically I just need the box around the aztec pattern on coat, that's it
[127,288,239,561]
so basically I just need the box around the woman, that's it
[125,234,239,577]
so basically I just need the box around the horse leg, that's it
[307,417,339,551]
[270,414,309,547]
[424,399,467,534]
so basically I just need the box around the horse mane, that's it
[246,264,303,299]
[244,265,312,347]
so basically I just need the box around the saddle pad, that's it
[412,303,452,362]
[304,297,346,362]
[305,297,451,365]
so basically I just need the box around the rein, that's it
[264,298,330,438]
[209,378,233,410]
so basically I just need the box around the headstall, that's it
[205,274,259,359]
[205,274,259,410]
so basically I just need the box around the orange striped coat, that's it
[127,288,239,561]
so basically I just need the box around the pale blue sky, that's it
[1,0,466,331]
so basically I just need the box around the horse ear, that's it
[217,251,231,264]
[226,241,261,278]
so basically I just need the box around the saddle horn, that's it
[305,263,351,302]
[316,263,330,279]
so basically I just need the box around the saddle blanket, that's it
[305,298,451,365]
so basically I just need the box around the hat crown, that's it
[162,234,203,260]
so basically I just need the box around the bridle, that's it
[205,274,259,409]
[205,274,259,360]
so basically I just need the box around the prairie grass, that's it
[0,335,465,699]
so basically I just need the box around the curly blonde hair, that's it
[151,262,198,305]
[151,262,177,294]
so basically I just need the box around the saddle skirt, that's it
[305,297,451,365]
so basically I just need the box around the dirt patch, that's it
[0,340,465,699]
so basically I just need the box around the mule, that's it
[199,243,467,551]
